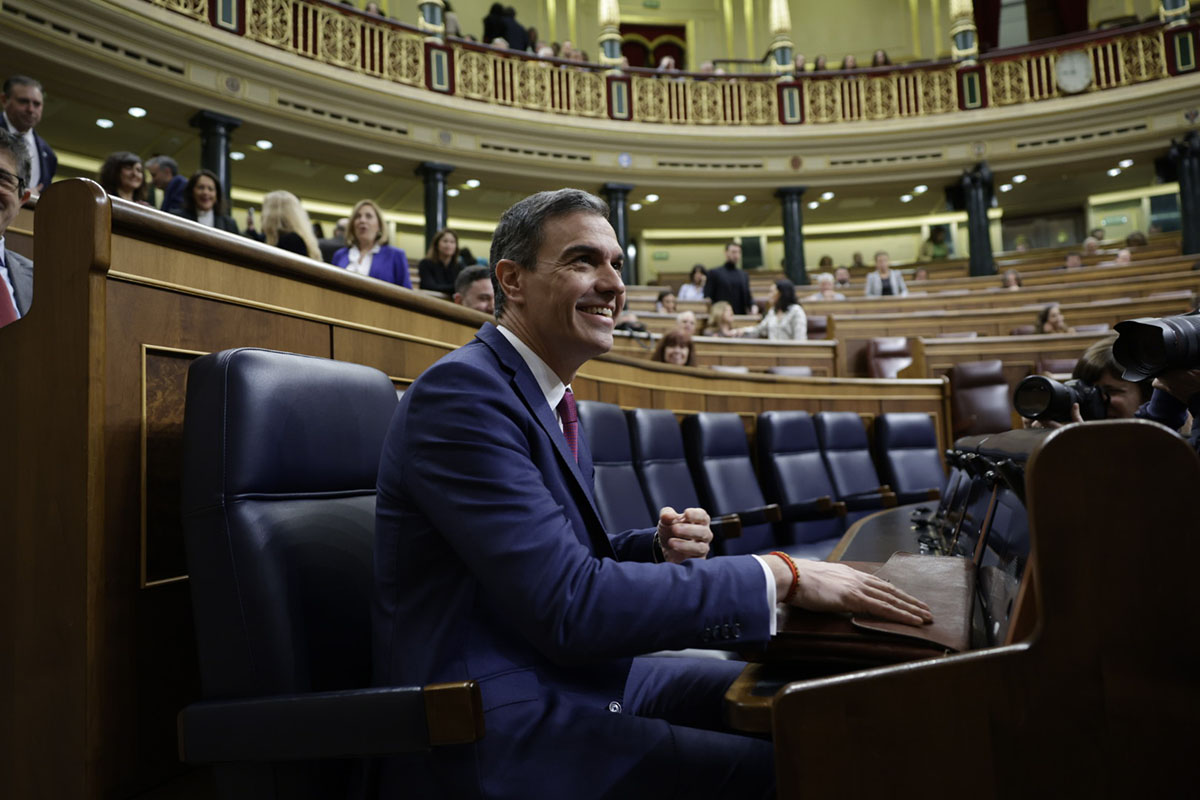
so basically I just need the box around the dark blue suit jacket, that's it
[332,244,411,288]
[159,174,188,214]
[373,323,769,798]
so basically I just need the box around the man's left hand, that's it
[655,506,712,563]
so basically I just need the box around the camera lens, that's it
[1013,375,1072,420]
[1113,313,1200,381]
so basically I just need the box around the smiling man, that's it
[1,76,55,196]
[373,189,930,799]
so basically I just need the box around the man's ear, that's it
[494,258,525,307]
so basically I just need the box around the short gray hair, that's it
[0,128,31,188]
[489,188,609,318]
[145,155,180,176]
[455,263,491,296]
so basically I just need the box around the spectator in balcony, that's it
[834,266,852,289]
[1114,247,1132,265]
[453,264,494,314]
[364,2,383,16]
[1002,268,1023,290]
[483,3,505,43]
[1125,231,1148,247]
[145,155,187,215]
[703,300,737,337]
[174,169,238,234]
[864,250,908,297]
[262,190,321,260]
[1037,302,1075,335]
[1082,236,1100,255]
[813,54,828,71]
[98,151,149,205]
[657,55,677,72]
[793,53,806,74]
[501,6,529,52]
[332,198,409,285]
[652,327,695,367]
[805,272,845,302]
[842,54,857,70]
[656,289,677,314]
[677,264,706,301]
[739,279,807,341]
[676,309,697,336]
[919,227,951,261]
[418,228,461,294]
[443,0,461,37]
[1090,226,1106,241]
[871,49,891,67]
[1,75,55,195]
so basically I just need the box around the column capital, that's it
[601,182,635,194]
[416,161,455,178]
[189,110,242,132]
[775,186,807,198]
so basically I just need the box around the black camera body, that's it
[1012,375,1108,423]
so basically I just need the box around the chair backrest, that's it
[577,400,655,532]
[807,315,828,339]
[866,336,912,378]
[1073,323,1110,333]
[180,348,398,798]
[948,359,1013,436]
[1009,325,1037,335]
[680,413,775,555]
[813,411,883,499]
[874,413,946,497]
[756,411,843,549]
[628,408,704,516]
[1035,356,1077,375]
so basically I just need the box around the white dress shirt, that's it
[0,238,20,319]
[345,244,380,276]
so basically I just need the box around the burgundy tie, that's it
[557,389,578,462]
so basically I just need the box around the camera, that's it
[1112,312,1200,381]
[1012,375,1108,422]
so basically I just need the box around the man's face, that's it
[1064,254,1082,268]
[1096,373,1141,419]
[3,84,43,133]
[148,163,173,190]
[456,277,495,314]
[725,243,741,265]
[497,211,625,380]
[835,268,850,283]
[0,150,29,236]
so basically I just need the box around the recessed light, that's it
[465,179,481,188]
[733,194,746,204]
[1118,159,1133,168]
[630,203,642,211]
[807,201,819,210]
[229,151,245,161]
[255,139,273,150]
[820,191,834,201]
[447,188,460,197]
[344,173,360,183]
[367,163,383,173]
[1012,174,1027,183]
[999,183,1013,192]
[717,204,730,212]
[913,185,928,194]
[646,193,660,203]
[1107,167,1121,177]
[127,106,147,118]
[95,118,114,129]
[900,194,913,203]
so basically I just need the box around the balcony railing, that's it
[147,0,1199,126]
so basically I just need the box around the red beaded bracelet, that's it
[769,551,800,604]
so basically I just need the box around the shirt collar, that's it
[496,323,567,413]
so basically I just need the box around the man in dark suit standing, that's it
[705,240,756,315]
[373,189,930,798]
[146,155,188,215]
[0,128,33,327]
[1,76,55,196]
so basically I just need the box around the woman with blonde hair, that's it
[261,190,321,260]
[703,301,737,337]
[333,199,411,287]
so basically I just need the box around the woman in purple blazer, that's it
[331,199,411,288]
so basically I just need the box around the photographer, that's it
[1020,334,1151,428]
[1134,369,1200,453]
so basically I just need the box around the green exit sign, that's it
[643,0,660,7]
[653,251,670,260]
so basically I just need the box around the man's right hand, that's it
[769,556,932,627]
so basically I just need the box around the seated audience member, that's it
[703,300,737,337]
[1125,231,1148,247]
[1002,268,1023,290]
[677,264,706,301]
[793,53,806,73]
[841,54,857,69]
[1024,334,1152,428]
[834,266,852,288]
[817,255,834,270]
[813,54,828,71]
[1090,226,1105,241]
[676,309,697,336]
[452,264,494,314]
[656,55,677,72]
[919,228,950,261]
[146,155,188,215]
[1037,302,1075,334]
[614,309,646,333]
[651,327,695,366]
[1060,252,1083,269]
[417,228,461,294]
[851,252,866,269]
[333,199,410,286]
[261,190,321,260]
[656,289,678,314]
[459,246,479,267]
[173,169,238,234]
[442,0,461,37]
[1013,236,1029,252]
[1114,248,1132,265]
[364,1,382,15]
[805,272,845,302]
[864,250,908,297]
[0,128,33,327]
[318,216,349,263]
[1082,236,1100,255]
[739,279,806,341]
[98,151,149,205]
[912,267,929,282]
[871,49,891,67]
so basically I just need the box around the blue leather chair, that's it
[874,413,946,505]
[179,348,483,800]
[576,400,656,532]
[813,411,897,526]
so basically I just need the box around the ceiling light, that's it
[367,163,384,173]
[255,139,273,150]
[1012,174,1027,183]
[95,118,114,129]
[999,183,1013,192]
[465,179,481,188]
[913,184,928,194]
[1107,167,1121,177]
[645,193,660,203]
[717,204,730,212]
[630,203,642,211]
[807,201,819,210]
[820,191,834,201]
[900,194,913,203]
[127,106,147,118]
[229,151,245,161]
[344,173,360,183]
[733,194,746,204]
[447,188,460,197]
[1118,158,1134,168]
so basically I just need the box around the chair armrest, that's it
[709,513,742,540]
[732,504,782,526]
[777,496,842,522]
[838,487,898,511]
[178,682,483,764]
[895,487,942,505]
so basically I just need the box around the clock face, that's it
[1055,51,1093,94]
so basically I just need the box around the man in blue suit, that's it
[1,76,56,195]
[146,155,188,215]
[373,189,930,798]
